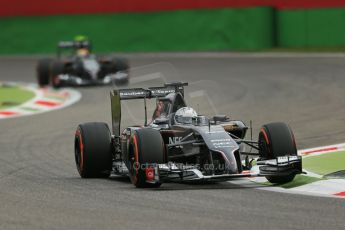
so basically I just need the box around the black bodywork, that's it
[109,82,303,184]
[37,40,129,88]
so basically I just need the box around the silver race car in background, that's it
[37,37,129,88]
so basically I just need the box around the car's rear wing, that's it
[118,82,188,100]
[110,82,188,136]
[57,41,92,58]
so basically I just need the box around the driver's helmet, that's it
[76,48,89,57]
[74,35,88,43]
[174,107,198,125]
[74,35,91,56]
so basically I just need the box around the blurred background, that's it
[1,0,345,54]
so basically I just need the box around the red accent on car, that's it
[75,129,84,171]
[53,76,60,85]
[145,167,155,182]
[260,128,270,145]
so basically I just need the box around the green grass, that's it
[263,175,323,189]
[0,86,35,109]
[303,151,345,176]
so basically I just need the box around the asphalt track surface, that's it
[0,54,345,230]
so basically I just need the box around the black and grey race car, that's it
[74,82,302,187]
[36,40,129,88]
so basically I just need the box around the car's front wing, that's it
[143,155,303,184]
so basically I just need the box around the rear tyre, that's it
[51,61,65,89]
[37,58,53,87]
[74,122,113,178]
[258,122,298,184]
[111,57,129,72]
[111,57,129,85]
[128,128,165,188]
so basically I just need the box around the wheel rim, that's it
[52,75,60,87]
[74,130,84,175]
[128,135,140,185]
[259,128,271,159]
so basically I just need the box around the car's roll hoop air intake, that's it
[110,82,188,136]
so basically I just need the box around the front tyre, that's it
[128,128,165,188]
[111,57,129,85]
[74,122,113,178]
[111,57,129,72]
[258,122,298,184]
[37,58,53,87]
[51,61,65,89]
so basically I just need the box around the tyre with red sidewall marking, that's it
[258,122,298,184]
[128,128,165,188]
[74,122,113,178]
[51,61,65,89]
